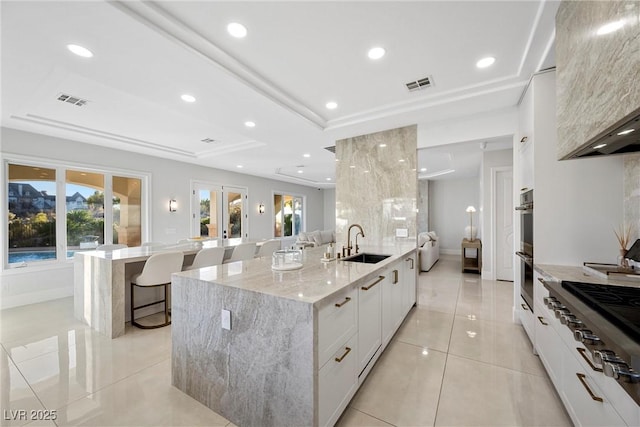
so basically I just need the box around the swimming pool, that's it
[9,251,76,263]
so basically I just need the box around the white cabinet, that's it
[382,264,403,347]
[358,274,384,375]
[318,334,358,427]
[318,286,358,368]
[519,295,535,345]
[561,350,626,427]
[402,253,417,312]
[533,273,637,427]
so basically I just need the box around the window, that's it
[5,160,147,267]
[8,164,57,263]
[273,193,304,237]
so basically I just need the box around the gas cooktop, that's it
[562,281,640,343]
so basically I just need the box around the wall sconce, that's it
[258,203,265,214]
[169,199,177,212]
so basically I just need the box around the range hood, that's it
[565,108,640,159]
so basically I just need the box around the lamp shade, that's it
[466,205,476,213]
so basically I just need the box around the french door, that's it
[191,182,247,241]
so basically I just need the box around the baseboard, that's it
[440,249,461,256]
[1,287,73,310]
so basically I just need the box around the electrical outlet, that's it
[221,309,231,330]
[396,228,408,237]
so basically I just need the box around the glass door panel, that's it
[65,170,104,256]
[113,176,142,247]
[192,183,246,240]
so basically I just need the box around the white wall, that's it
[531,72,624,265]
[323,188,336,232]
[418,107,518,149]
[1,127,327,308]
[480,149,513,279]
[428,178,480,254]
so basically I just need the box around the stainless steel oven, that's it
[516,189,533,310]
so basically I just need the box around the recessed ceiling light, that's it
[244,121,256,128]
[597,20,624,35]
[67,44,93,58]
[236,165,243,168]
[617,128,635,135]
[326,178,331,181]
[593,143,607,149]
[181,94,196,103]
[420,167,427,172]
[227,22,247,38]
[368,47,386,60]
[379,143,387,148]
[303,153,311,158]
[399,159,405,162]
[476,56,495,68]
[297,170,304,174]
[326,101,338,110]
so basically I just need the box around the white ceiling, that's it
[0,1,558,187]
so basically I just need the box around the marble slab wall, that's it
[556,1,640,159]
[171,274,315,427]
[335,126,417,246]
[417,179,429,233]
[624,153,640,241]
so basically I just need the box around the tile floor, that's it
[0,254,572,426]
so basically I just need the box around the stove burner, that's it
[562,281,640,343]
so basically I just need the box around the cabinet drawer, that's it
[519,296,535,345]
[318,286,357,368]
[318,333,358,427]
[562,349,626,427]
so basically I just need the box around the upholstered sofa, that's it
[295,229,336,247]
[418,231,440,272]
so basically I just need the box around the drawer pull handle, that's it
[576,373,603,402]
[362,275,385,291]
[393,270,398,284]
[406,258,414,269]
[521,303,529,311]
[334,297,351,308]
[577,348,603,372]
[335,347,352,363]
[537,316,548,326]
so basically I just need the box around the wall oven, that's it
[516,189,533,310]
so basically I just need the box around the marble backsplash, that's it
[624,153,640,241]
[556,0,640,159]
[335,125,417,246]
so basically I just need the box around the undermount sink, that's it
[342,253,391,264]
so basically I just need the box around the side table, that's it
[461,238,482,273]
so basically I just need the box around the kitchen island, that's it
[171,242,417,427]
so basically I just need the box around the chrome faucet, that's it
[346,224,365,255]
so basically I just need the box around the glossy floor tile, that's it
[1,254,571,426]
[341,254,572,426]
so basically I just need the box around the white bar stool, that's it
[228,242,257,262]
[130,251,183,329]
[184,247,225,270]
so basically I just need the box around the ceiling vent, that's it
[201,138,217,144]
[324,146,336,154]
[405,76,433,92]
[57,93,88,106]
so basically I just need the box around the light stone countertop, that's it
[174,241,416,307]
[535,263,640,289]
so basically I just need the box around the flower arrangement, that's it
[614,224,633,251]
[614,224,633,268]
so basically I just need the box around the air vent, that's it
[57,93,88,106]
[201,138,217,144]
[405,76,433,92]
[324,146,336,154]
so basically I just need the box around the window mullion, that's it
[56,167,66,261]
[104,174,113,244]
